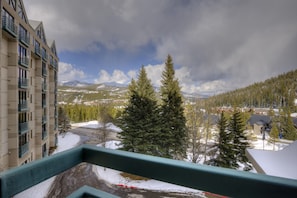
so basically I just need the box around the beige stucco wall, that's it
[1,0,59,170]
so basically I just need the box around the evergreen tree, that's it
[270,120,279,151]
[213,112,235,168]
[58,106,71,133]
[280,108,297,140]
[185,101,204,163]
[160,55,187,159]
[229,109,251,170]
[119,67,161,155]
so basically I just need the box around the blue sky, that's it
[23,0,297,95]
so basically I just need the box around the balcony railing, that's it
[18,122,29,134]
[42,99,46,108]
[18,100,28,111]
[34,45,41,58]
[19,142,29,158]
[19,32,30,47]
[42,82,47,92]
[18,78,28,88]
[2,16,17,38]
[42,116,47,124]
[42,128,47,140]
[42,66,47,76]
[41,51,48,61]
[0,145,296,198]
[18,56,29,67]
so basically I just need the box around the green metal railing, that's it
[0,145,296,198]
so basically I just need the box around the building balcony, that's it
[34,45,41,58]
[42,100,46,108]
[42,149,48,158]
[19,142,29,158]
[41,51,48,61]
[42,128,47,140]
[42,115,47,124]
[42,66,47,76]
[18,78,28,89]
[0,145,296,198]
[19,33,30,47]
[42,83,47,92]
[18,100,28,112]
[2,16,17,38]
[50,59,58,69]
[18,122,29,134]
[18,57,29,68]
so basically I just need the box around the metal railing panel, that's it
[1,145,297,198]
[0,147,83,197]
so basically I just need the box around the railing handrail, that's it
[0,145,296,198]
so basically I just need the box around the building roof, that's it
[29,20,41,30]
[248,114,271,126]
[246,141,297,180]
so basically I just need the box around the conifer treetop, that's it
[161,55,182,98]
[136,66,156,100]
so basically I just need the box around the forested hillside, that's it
[206,69,297,111]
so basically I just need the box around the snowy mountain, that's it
[58,81,201,104]
[59,80,93,87]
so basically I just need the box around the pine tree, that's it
[270,120,279,151]
[280,108,297,140]
[229,109,251,170]
[58,106,71,133]
[160,55,187,159]
[213,112,235,168]
[119,67,161,155]
[185,101,204,163]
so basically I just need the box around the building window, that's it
[18,68,28,88]
[19,25,29,44]
[19,133,28,146]
[18,44,28,67]
[18,68,27,78]
[6,0,16,10]
[42,143,47,158]
[19,112,27,123]
[2,8,17,36]
[17,0,27,22]
[18,44,27,59]
[19,132,29,158]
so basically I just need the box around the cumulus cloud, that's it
[94,69,130,84]
[24,0,297,95]
[58,62,86,82]
[92,64,226,94]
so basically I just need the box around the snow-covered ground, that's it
[71,120,122,132]
[96,141,204,195]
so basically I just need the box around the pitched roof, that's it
[29,20,41,30]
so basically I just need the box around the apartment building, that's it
[0,0,59,170]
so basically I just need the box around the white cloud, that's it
[94,70,129,84]
[144,64,164,87]
[24,0,297,95]
[58,62,86,82]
